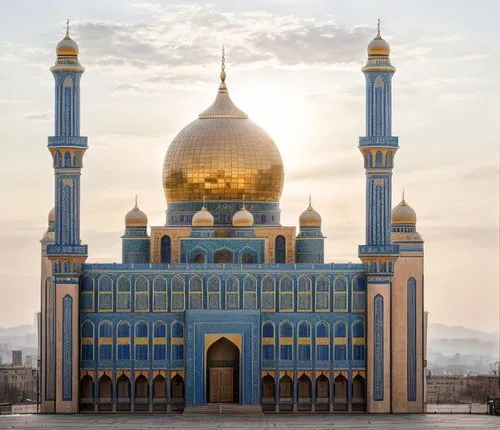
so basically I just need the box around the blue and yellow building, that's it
[40,22,425,414]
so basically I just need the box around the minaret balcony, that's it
[48,136,88,149]
[358,136,398,148]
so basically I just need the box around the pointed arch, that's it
[189,246,207,264]
[98,374,112,401]
[171,322,184,361]
[262,321,275,360]
[171,275,185,311]
[279,275,294,311]
[98,321,112,361]
[225,275,239,310]
[207,275,221,309]
[279,320,293,361]
[375,151,383,167]
[243,275,257,309]
[153,374,166,399]
[275,235,286,263]
[117,321,131,360]
[334,321,347,361]
[352,275,366,311]
[134,321,149,361]
[80,374,94,400]
[262,374,275,401]
[316,321,329,361]
[116,373,130,400]
[261,275,275,311]
[298,374,312,399]
[97,275,113,312]
[153,276,168,311]
[298,321,311,361]
[315,275,330,311]
[116,275,131,311]
[213,248,233,264]
[81,321,94,361]
[135,374,149,401]
[316,374,330,401]
[333,275,347,311]
[297,275,312,311]
[279,375,292,399]
[134,275,149,311]
[188,275,203,309]
[80,275,94,311]
[160,235,171,264]
[239,246,257,264]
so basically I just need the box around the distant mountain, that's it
[428,323,498,343]
[0,324,36,337]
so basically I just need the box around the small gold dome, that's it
[192,206,214,228]
[299,199,322,228]
[163,68,284,203]
[232,205,254,228]
[41,230,55,243]
[125,198,148,227]
[48,207,55,224]
[56,34,79,57]
[392,199,416,225]
[368,21,390,57]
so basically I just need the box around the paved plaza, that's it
[0,414,498,430]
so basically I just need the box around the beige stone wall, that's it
[391,250,424,413]
[366,283,391,413]
[55,284,79,413]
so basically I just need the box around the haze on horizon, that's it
[0,0,498,332]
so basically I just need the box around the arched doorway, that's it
[206,337,240,403]
[214,249,233,264]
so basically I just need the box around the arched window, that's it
[243,276,257,309]
[225,275,239,309]
[214,249,233,264]
[334,321,347,361]
[171,374,184,401]
[385,151,393,168]
[316,322,329,361]
[279,375,292,399]
[352,375,366,401]
[275,235,286,263]
[153,276,168,311]
[315,275,330,311]
[98,275,113,312]
[241,252,254,264]
[81,321,94,361]
[135,374,148,400]
[279,321,293,361]
[262,375,275,401]
[367,152,373,168]
[99,374,112,401]
[375,151,383,167]
[117,322,131,360]
[171,276,185,311]
[262,322,275,361]
[352,321,364,338]
[116,374,130,400]
[160,235,171,264]
[333,276,347,311]
[352,321,365,361]
[171,322,184,361]
[116,275,131,311]
[99,322,112,361]
[134,275,149,311]
[298,276,312,311]
[80,375,94,400]
[188,275,203,309]
[64,151,72,167]
[192,252,205,264]
[153,322,166,361]
[80,276,94,311]
[334,374,347,399]
[316,374,329,400]
[261,275,275,311]
[135,321,148,361]
[298,322,311,361]
[207,276,221,309]
[298,374,312,399]
[153,375,166,399]
[279,275,294,311]
[352,276,366,311]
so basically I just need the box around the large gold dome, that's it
[162,75,284,202]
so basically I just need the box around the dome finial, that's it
[134,194,139,210]
[308,194,312,210]
[66,18,70,38]
[220,45,226,83]
[242,193,246,209]
[376,18,381,39]
[202,195,207,208]
[402,187,405,202]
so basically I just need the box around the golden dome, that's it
[299,198,322,228]
[56,21,79,57]
[125,197,148,227]
[162,69,284,203]
[392,199,416,225]
[48,207,55,224]
[368,20,390,57]
[192,205,214,228]
[232,204,254,227]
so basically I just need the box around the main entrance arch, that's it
[206,337,240,403]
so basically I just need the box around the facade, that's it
[12,351,22,367]
[426,375,500,404]
[0,365,38,402]
[40,22,425,414]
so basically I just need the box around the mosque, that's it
[39,21,425,414]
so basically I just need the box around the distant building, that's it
[12,350,22,367]
[426,374,500,403]
[25,355,34,369]
[0,365,37,402]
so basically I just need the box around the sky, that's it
[0,0,498,331]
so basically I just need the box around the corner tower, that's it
[391,196,425,412]
[358,21,399,413]
[43,21,88,413]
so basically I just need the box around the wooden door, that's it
[209,367,234,402]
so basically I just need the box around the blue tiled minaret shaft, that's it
[358,22,399,413]
[45,22,87,412]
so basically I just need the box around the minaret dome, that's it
[56,19,79,57]
[125,196,148,227]
[232,199,254,227]
[192,200,214,228]
[392,198,417,225]
[299,197,322,228]
[367,19,390,57]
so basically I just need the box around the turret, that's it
[295,197,324,263]
[190,198,215,238]
[122,196,150,263]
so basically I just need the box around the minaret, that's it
[122,196,150,263]
[44,20,88,413]
[358,20,399,413]
[295,197,325,263]
[390,195,425,412]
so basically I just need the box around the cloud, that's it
[23,111,52,121]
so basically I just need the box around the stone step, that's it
[183,404,263,415]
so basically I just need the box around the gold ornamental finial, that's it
[220,45,226,82]
[308,195,313,210]
[376,18,381,39]
[402,187,405,202]
[134,194,139,210]
[202,195,207,208]
[66,18,70,38]
[242,194,246,209]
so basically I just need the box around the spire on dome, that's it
[376,18,381,39]
[134,194,139,210]
[367,18,390,57]
[66,18,70,38]
[220,45,226,83]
